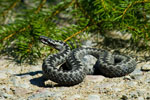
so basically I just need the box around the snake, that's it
[39,36,137,86]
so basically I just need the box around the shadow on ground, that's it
[30,76,46,87]
[30,76,70,88]
[15,71,45,87]
[15,71,66,87]
[15,71,42,76]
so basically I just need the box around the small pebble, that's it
[138,97,144,100]
[97,82,116,89]
[9,76,20,86]
[67,94,81,100]
[2,93,13,99]
[136,89,146,97]
[146,96,150,100]
[0,85,11,93]
[19,82,30,89]
[88,94,100,100]
[124,75,132,80]
[129,69,144,80]
[127,81,137,87]
[86,75,105,82]
[0,72,7,79]
[120,95,128,100]
[28,90,61,99]
[113,87,122,92]
[145,78,150,83]
[0,91,13,99]
[13,87,31,97]
[129,91,138,98]
[141,64,150,71]
[130,69,143,76]
[82,40,97,48]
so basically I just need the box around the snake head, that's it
[39,36,65,50]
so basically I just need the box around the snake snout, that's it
[39,36,66,51]
[39,36,50,45]
[39,36,57,47]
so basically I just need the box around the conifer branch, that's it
[76,0,96,24]
[64,25,89,42]
[101,0,106,9]
[45,0,75,21]
[122,0,150,19]
[27,0,47,53]
[2,0,20,17]
[0,0,150,63]
[1,0,47,42]
[35,0,47,14]
[2,25,30,41]
[54,0,75,16]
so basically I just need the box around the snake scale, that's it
[39,36,137,86]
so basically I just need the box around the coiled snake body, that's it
[39,36,136,86]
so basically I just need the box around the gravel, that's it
[0,32,150,100]
[1,55,149,100]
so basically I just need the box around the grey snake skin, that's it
[39,36,137,86]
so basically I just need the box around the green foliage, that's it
[0,0,150,64]
[80,0,150,42]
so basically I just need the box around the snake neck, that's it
[45,42,71,67]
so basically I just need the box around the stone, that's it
[106,30,132,40]
[9,76,20,86]
[19,74,32,79]
[82,40,97,48]
[129,69,144,80]
[28,90,62,99]
[67,94,81,100]
[0,91,13,99]
[120,95,128,100]
[127,81,137,87]
[88,94,100,100]
[81,55,97,74]
[123,75,132,80]
[129,91,138,98]
[6,69,15,74]
[12,87,31,97]
[136,89,146,97]
[146,96,150,99]
[0,85,11,93]
[97,82,116,89]
[82,55,97,67]
[141,64,150,71]
[113,87,122,92]
[145,78,150,83]
[0,72,7,79]
[18,82,30,89]
[2,93,13,99]
[130,69,143,76]
[86,75,105,82]
[138,97,144,100]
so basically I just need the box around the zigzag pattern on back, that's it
[39,36,137,86]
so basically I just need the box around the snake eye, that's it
[39,36,55,46]
[39,36,49,44]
